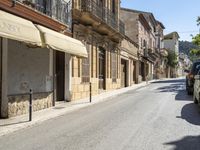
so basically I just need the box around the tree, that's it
[190,16,200,61]
[192,16,200,46]
[197,16,200,26]
[192,34,200,46]
[167,51,178,68]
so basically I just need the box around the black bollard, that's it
[90,82,92,103]
[29,89,33,121]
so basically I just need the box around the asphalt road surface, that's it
[1,78,200,150]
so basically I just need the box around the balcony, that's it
[78,0,125,36]
[143,48,149,58]
[17,0,72,27]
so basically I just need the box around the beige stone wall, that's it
[120,9,139,44]
[106,79,121,90]
[71,48,121,101]
[8,93,53,117]
[71,78,99,100]
[71,24,121,100]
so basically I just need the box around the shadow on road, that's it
[177,103,200,126]
[156,79,200,126]
[0,120,29,127]
[156,83,183,93]
[152,79,185,84]
[164,135,200,150]
[156,79,192,101]
[175,90,192,101]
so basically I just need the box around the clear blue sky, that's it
[121,0,200,41]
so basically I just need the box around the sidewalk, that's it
[0,80,158,137]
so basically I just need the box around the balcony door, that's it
[97,0,103,7]
[96,0,104,19]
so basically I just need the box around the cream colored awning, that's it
[36,25,88,58]
[0,10,41,46]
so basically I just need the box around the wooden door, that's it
[141,62,145,81]
[55,51,65,101]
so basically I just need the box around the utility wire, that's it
[178,30,199,34]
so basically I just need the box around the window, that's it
[112,0,115,14]
[140,38,143,49]
[97,0,103,7]
[82,43,90,83]
[111,50,117,82]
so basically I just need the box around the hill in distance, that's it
[179,40,199,56]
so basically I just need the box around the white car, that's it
[193,70,200,104]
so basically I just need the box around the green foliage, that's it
[197,16,200,26]
[189,48,200,62]
[189,16,200,62]
[167,51,178,68]
[179,41,199,55]
[192,34,200,46]
[190,48,200,55]
[192,16,200,47]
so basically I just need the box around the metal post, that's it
[89,82,92,103]
[29,89,33,121]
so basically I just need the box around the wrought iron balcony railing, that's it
[17,0,72,28]
[81,0,125,35]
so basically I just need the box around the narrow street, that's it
[0,78,200,150]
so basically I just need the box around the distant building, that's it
[163,32,180,77]
[120,8,165,81]
[163,32,180,54]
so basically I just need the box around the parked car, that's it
[193,70,200,104]
[185,61,200,95]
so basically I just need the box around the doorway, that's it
[98,47,105,90]
[141,62,145,81]
[121,59,127,87]
[133,61,136,83]
[55,51,65,101]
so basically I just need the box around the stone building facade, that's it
[71,0,125,100]
[120,8,153,82]
[120,37,139,85]
[120,8,165,81]
[154,21,167,78]
[0,0,88,118]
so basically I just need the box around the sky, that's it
[121,0,200,41]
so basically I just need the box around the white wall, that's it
[164,39,179,54]
[7,40,53,95]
